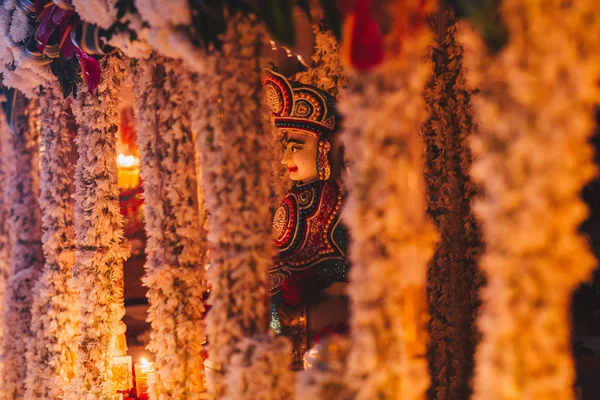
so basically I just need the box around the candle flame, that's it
[117,153,139,168]
[141,357,152,366]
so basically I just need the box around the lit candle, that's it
[117,153,141,189]
[134,358,156,397]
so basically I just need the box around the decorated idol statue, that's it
[263,70,350,369]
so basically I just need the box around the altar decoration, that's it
[423,9,482,400]
[458,1,600,398]
[68,56,129,399]
[131,53,207,398]
[0,91,44,398]
[340,1,438,398]
[195,14,293,399]
[0,110,10,378]
[25,85,80,399]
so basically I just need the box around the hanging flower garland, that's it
[294,22,347,97]
[0,90,44,398]
[225,334,294,400]
[195,13,292,399]
[0,2,54,97]
[0,108,11,386]
[457,1,600,398]
[24,85,80,399]
[132,0,208,73]
[422,9,482,400]
[68,56,128,399]
[130,53,207,399]
[340,1,437,399]
[72,0,118,29]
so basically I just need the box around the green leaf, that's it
[442,0,508,53]
[259,0,295,46]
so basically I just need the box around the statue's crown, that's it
[262,69,337,137]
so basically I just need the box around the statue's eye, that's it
[290,145,302,153]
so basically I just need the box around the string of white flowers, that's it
[294,23,346,97]
[72,0,118,29]
[24,85,80,399]
[131,0,207,73]
[130,53,207,399]
[134,0,190,29]
[68,56,128,400]
[194,13,292,399]
[0,91,44,398]
[0,2,53,97]
[0,111,9,387]
[422,10,482,400]
[340,12,437,400]
[457,1,600,398]
[225,334,294,400]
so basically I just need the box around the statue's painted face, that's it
[280,130,319,182]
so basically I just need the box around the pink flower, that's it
[75,47,101,93]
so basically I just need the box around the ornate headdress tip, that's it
[262,69,337,137]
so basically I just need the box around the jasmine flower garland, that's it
[340,8,437,400]
[195,13,292,399]
[72,0,118,29]
[68,56,128,400]
[0,112,9,386]
[131,53,207,399]
[458,1,600,398]
[25,86,80,399]
[0,91,44,398]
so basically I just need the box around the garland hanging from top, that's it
[131,53,207,399]
[458,1,600,398]
[195,13,292,399]
[24,86,80,399]
[340,1,437,399]
[0,90,44,398]
[423,9,482,400]
[68,56,128,399]
[0,108,10,378]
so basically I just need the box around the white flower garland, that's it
[195,14,292,399]
[294,23,346,97]
[0,2,53,97]
[225,334,294,400]
[0,91,44,398]
[458,1,600,398]
[422,10,482,400]
[0,107,12,390]
[340,17,437,400]
[131,54,207,399]
[134,0,190,28]
[24,86,80,399]
[68,56,128,399]
[72,0,118,29]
